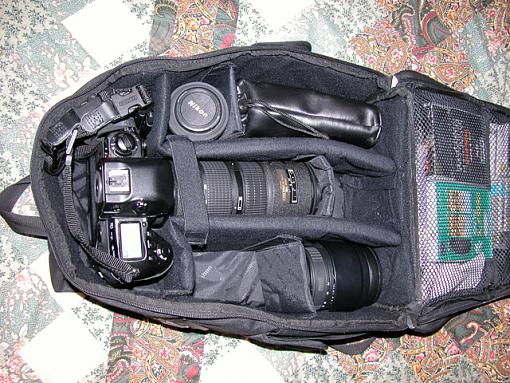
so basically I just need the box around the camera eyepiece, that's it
[306,242,381,311]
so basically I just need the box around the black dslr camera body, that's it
[92,112,322,283]
[92,119,175,283]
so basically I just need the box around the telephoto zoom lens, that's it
[305,242,381,311]
[198,161,319,215]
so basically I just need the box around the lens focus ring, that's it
[236,162,268,214]
[200,162,235,215]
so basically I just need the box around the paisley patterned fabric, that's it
[0,1,509,382]
[106,315,203,383]
[150,0,238,55]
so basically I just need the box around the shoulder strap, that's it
[0,176,47,238]
[62,161,139,284]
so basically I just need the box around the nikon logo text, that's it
[187,100,208,118]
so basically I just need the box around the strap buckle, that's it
[76,84,152,133]
[106,84,152,120]
[43,84,152,149]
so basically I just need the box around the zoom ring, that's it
[236,162,268,215]
[200,162,234,215]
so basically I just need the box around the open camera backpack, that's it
[2,41,510,352]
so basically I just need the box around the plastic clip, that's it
[108,85,152,118]
[65,129,78,166]
[44,84,152,150]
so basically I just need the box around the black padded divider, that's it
[161,137,396,177]
[171,215,401,250]
[233,55,383,102]
[146,72,173,155]
[198,63,244,138]
[166,136,209,245]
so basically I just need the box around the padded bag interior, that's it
[31,48,450,337]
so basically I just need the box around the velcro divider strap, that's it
[168,136,209,245]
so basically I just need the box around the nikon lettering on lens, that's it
[198,161,319,216]
[169,82,228,141]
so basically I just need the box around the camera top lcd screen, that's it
[119,222,144,260]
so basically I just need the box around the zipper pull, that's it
[391,75,399,88]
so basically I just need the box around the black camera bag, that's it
[2,41,510,352]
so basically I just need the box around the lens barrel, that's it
[198,161,318,215]
[305,242,381,311]
[199,161,238,214]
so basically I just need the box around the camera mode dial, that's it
[113,132,138,156]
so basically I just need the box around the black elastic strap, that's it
[168,136,209,245]
[0,176,47,238]
[62,162,138,284]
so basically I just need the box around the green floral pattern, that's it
[0,0,509,382]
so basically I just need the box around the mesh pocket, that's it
[413,90,493,303]
[489,113,510,287]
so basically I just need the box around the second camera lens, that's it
[305,242,381,311]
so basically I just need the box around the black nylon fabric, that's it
[0,176,46,238]
[192,240,316,313]
[17,43,510,351]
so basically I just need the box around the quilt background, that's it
[0,0,509,382]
